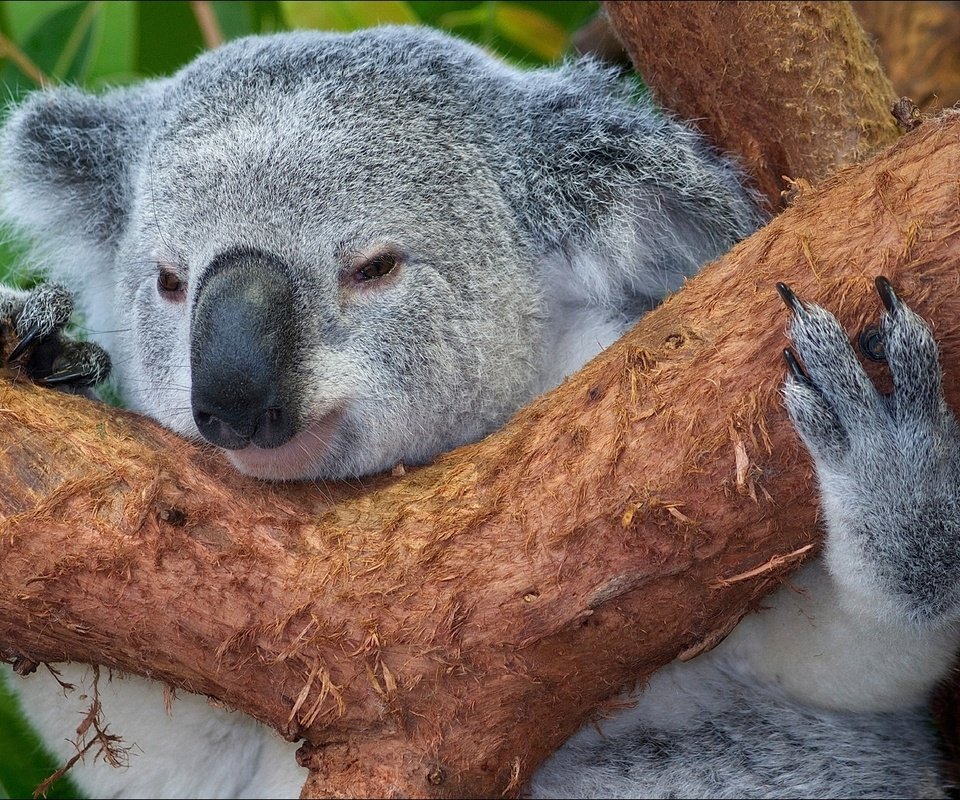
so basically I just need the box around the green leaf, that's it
[249,0,287,34]
[3,2,89,81]
[135,1,204,77]
[208,1,253,40]
[84,0,136,82]
[1,0,77,40]
[0,675,82,799]
[52,0,99,80]
[521,0,597,31]
[0,230,31,287]
[280,1,418,32]
[492,3,566,62]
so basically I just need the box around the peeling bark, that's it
[3,113,959,798]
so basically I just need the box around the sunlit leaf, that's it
[280,1,418,32]
[493,3,566,61]
[435,5,490,30]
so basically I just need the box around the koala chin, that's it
[2,24,958,800]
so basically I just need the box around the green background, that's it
[0,2,600,797]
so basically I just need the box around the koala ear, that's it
[1,82,162,253]
[503,60,765,303]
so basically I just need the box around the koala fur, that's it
[1,25,957,800]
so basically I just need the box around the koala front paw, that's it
[778,278,953,468]
[778,278,960,621]
[1,283,111,389]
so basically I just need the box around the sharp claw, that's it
[875,276,899,315]
[39,371,89,386]
[7,327,42,363]
[783,348,812,384]
[776,283,805,315]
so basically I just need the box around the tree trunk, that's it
[602,0,900,209]
[3,112,958,798]
[852,0,960,112]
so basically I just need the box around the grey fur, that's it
[529,660,946,799]
[0,25,953,800]
[785,289,960,627]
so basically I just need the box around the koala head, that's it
[1,27,760,481]
[2,28,550,480]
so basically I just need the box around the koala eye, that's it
[157,266,187,302]
[350,250,400,284]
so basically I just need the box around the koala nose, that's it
[190,249,299,450]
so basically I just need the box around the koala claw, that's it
[782,347,811,384]
[38,340,112,388]
[857,323,886,363]
[776,282,806,316]
[4,283,110,389]
[875,275,899,315]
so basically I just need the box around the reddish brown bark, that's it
[3,113,959,798]
[853,1,960,111]
[603,1,901,209]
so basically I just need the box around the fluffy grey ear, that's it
[498,60,766,304]
[1,82,163,253]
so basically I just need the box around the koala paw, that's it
[1,283,111,389]
[778,277,955,468]
[778,278,960,620]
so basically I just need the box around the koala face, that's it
[106,37,543,479]
[1,27,760,482]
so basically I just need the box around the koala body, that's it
[1,26,957,800]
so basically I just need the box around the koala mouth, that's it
[225,408,344,480]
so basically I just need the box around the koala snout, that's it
[190,249,299,451]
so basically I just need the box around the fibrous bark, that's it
[853,0,960,112]
[3,112,959,798]
[603,1,901,209]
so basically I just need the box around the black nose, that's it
[190,249,299,450]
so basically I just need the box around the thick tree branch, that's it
[2,113,959,798]
[603,1,901,209]
[852,0,960,112]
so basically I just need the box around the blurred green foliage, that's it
[0,2,600,797]
[0,1,599,100]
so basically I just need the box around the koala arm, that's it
[718,282,960,715]
[495,60,765,310]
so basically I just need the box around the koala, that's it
[0,24,955,800]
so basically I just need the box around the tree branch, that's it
[602,0,901,209]
[852,0,960,111]
[3,112,959,798]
